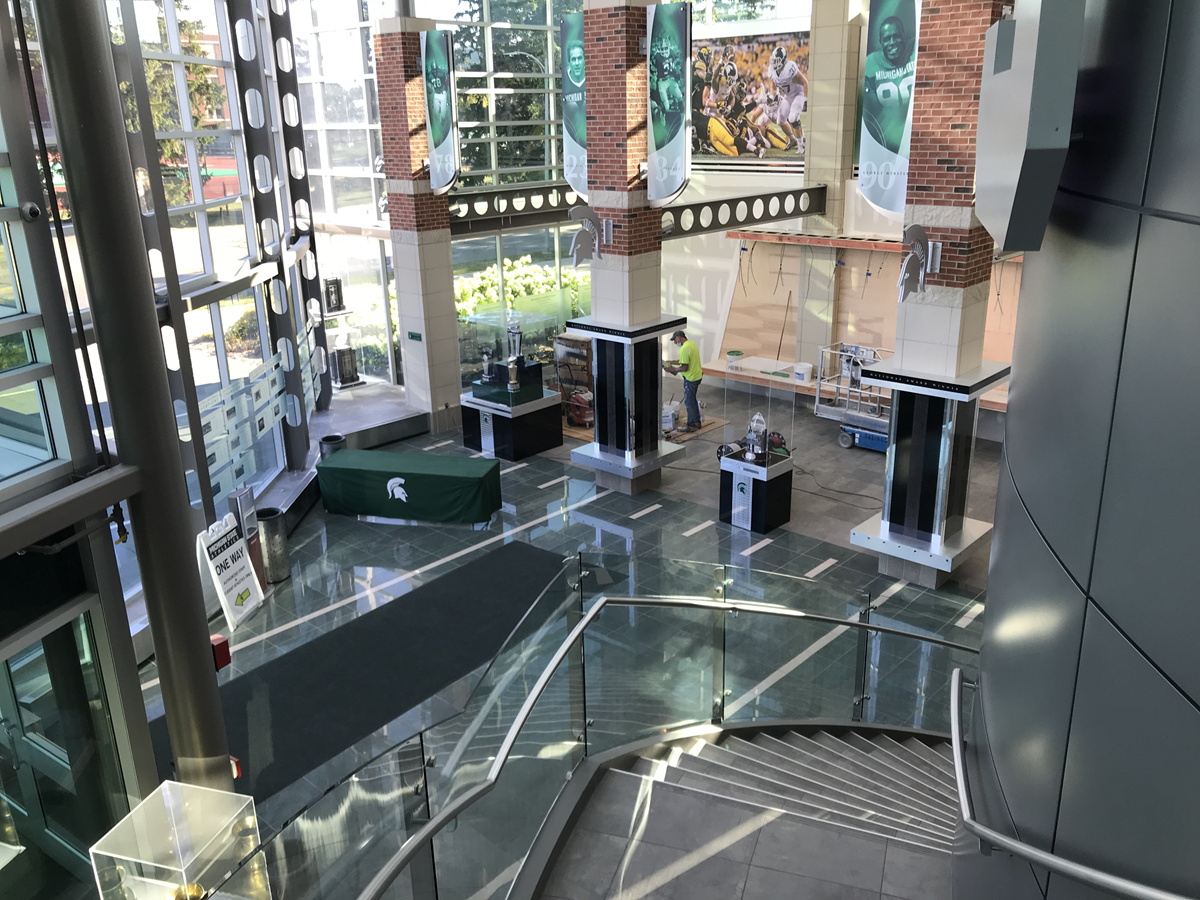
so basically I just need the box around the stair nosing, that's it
[617,765,950,854]
[682,747,957,840]
[767,733,959,816]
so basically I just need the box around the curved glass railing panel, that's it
[422,582,579,816]
[724,613,861,724]
[207,555,982,900]
[430,657,582,900]
[583,603,717,754]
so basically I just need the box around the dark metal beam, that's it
[660,184,827,240]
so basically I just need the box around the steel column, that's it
[266,1,332,410]
[34,0,233,790]
[226,0,309,468]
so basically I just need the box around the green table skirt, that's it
[316,449,502,523]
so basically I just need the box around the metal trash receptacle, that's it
[319,433,347,459]
[257,507,290,583]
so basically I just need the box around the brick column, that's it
[584,0,661,328]
[852,2,1008,588]
[566,0,686,494]
[895,0,1006,378]
[376,18,460,432]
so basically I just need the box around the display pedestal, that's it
[853,358,1011,587]
[719,454,792,534]
[564,314,688,495]
[90,781,268,900]
[461,389,563,461]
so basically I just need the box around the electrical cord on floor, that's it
[663,463,884,511]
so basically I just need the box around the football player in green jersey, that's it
[862,15,915,154]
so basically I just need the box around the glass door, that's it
[0,611,127,885]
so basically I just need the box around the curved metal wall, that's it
[957,2,1200,898]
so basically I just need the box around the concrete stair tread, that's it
[866,734,955,786]
[626,759,950,853]
[778,732,959,815]
[899,736,957,776]
[839,733,958,799]
[730,735,956,830]
[687,744,956,841]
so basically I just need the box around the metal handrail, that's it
[356,597,979,900]
[951,669,1194,900]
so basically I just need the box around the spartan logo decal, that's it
[386,477,409,502]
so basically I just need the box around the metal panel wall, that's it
[1050,606,1200,897]
[959,8,1200,900]
[1089,213,1200,703]
[1141,1,1200,217]
[977,455,1088,851]
[1058,0,1171,206]
[1002,192,1137,586]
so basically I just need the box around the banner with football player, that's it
[858,0,920,220]
[422,30,459,194]
[561,14,587,199]
[647,2,691,207]
[690,32,810,163]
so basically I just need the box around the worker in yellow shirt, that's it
[665,330,703,432]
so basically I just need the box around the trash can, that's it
[319,433,347,459]
[257,507,290,584]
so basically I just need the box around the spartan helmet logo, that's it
[386,477,408,502]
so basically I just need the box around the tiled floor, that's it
[139,403,996,822]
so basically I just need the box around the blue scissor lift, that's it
[814,343,892,452]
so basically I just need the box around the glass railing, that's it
[209,552,981,900]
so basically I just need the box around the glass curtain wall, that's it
[453,225,588,325]
[94,0,289,504]
[290,0,398,385]
[413,0,581,188]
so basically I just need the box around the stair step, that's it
[839,733,957,800]
[933,742,955,762]
[728,735,956,831]
[866,734,955,788]
[691,743,956,842]
[901,737,957,777]
[628,759,950,853]
[748,734,955,830]
[780,732,958,816]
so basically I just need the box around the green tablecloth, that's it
[316,450,502,523]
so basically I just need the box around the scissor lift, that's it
[814,343,892,451]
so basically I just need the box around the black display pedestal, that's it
[719,455,793,534]
[461,393,563,462]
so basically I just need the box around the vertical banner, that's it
[647,2,691,207]
[422,30,459,194]
[561,13,588,199]
[858,0,920,221]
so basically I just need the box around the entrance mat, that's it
[148,541,567,803]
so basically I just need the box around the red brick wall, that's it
[905,1,1006,208]
[905,1,1005,288]
[376,30,449,233]
[583,5,659,258]
[584,6,648,194]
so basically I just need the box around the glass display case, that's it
[719,356,797,533]
[458,309,558,406]
[458,309,564,460]
[90,782,268,900]
[325,318,364,390]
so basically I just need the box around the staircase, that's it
[539,729,958,900]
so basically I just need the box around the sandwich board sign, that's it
[197,513,264,630]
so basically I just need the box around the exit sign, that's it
[408,331,422,341]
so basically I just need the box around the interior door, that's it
[0,613,127,881]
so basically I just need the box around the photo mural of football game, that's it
[690,31,810,163]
